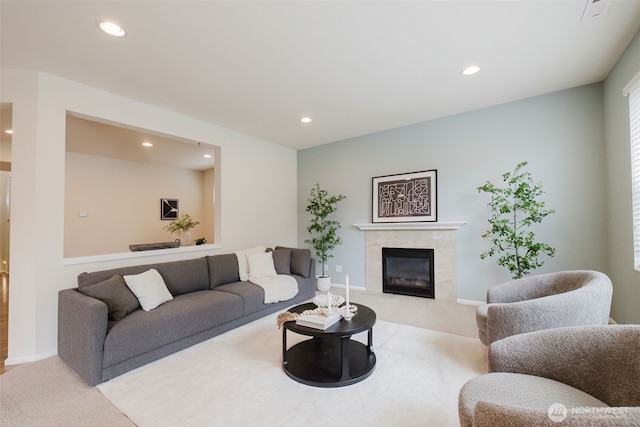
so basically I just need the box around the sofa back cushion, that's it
[275,246,311,278]
[270,248,291,275]
[77,257,210,296]
[207,253,241,289]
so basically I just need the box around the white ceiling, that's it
[2,1,640,150]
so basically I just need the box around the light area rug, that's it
[97,313,487,427]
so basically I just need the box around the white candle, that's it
[345,274,350,311]
[327,290,332,313]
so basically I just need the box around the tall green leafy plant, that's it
[477,161,556,279]
[304,183,346,278]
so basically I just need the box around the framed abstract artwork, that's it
[161,198,179,220]
[372,170,437,223]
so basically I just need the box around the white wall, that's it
[603,30,640,324]
[298,84,607,303]
[2,70,298,362]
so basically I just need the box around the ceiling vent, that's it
[581,0,610,21]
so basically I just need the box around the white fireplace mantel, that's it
[354,221,466,231]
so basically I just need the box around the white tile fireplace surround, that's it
[354,222,466,304]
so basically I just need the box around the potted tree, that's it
[163,213,200,246]
[477,161,556,279]
[304,183,346,291]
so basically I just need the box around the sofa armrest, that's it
[58,289,108,386]
[488,325,640,407]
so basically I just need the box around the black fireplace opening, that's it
[382,247,434,298]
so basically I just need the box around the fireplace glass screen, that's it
[382,247,434,298]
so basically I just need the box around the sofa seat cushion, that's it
[103,290,243,368]
[215,281,267,315]
[459,372,609,427]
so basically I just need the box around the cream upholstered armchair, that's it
[476,270,612,346]
[458,325,640,427]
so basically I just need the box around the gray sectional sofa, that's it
[58,247,315,385]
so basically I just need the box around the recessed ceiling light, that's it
[203,154,212,158]
[97,21,127,37]
[462,65,480,76]
[300,117,312,123]
[142,142,153,147]
[4,129,13,135]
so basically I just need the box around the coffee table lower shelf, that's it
[283,337,376,387]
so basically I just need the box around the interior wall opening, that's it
[64,112,220,258]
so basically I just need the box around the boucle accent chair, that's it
[458,325,640,427]
[476,270,612,346]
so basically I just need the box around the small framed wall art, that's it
[161,198,179,220]
[372,170,437,223]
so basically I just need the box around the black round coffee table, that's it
[282,302,376,387]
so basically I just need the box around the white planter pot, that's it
[316,276,332,292]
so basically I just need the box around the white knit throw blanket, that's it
[249,274,298,303]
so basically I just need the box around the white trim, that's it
[5,349,57,366]
[330,283,367,291]
[623,70,640,96]
[457,298,484,306]
[628,76,640,271]
[63,243,222,266]
[354,221,466,231]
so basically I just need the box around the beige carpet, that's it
[0,356,132,426]
[97,313,487,427]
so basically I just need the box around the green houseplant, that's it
[477,161,556,279]
[163,213,200,246]
[304,183,346,291]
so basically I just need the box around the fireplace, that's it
[382,247,434,298]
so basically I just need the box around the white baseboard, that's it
[5,349,57,366]
[457,298,484,306]
[330,283,366,291]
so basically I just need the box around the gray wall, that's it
[298,84,607,303]
[604,30,640,324]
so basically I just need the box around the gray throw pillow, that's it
[272,249,292,275]
[275,246,311,278]
[80,274,140,321]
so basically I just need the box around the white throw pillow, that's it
[235,246,266,281]
[123,269,173,311]
[248,252,277,279]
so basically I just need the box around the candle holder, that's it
[341,304,356,321]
